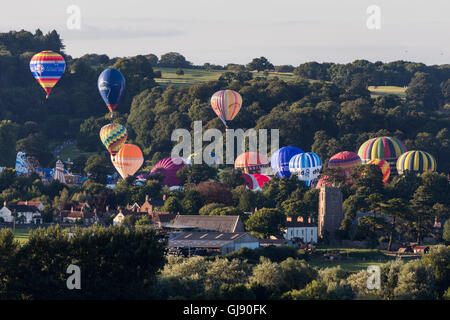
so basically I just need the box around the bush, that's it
[175,68,184,75]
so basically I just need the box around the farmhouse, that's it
[283,216,318,243]
[168,232,259,255]
[0,202,42,224]
[170,215,245,233]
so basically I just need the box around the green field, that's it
[13,228,30,244]
[57,143,96,163]
[368,85,407,99]
[154,68,298,87]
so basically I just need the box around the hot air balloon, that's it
[328,151,362,181]
[150,157,185,187]
[234,152,269,174]
[367,159,391,184]
[241,173,259,191]
[99,123,127,156]
[210,90,242,128]
[29,51,66,98]
[396,151,437,175]
[253,173,271,189]
[111,144,143,179]
[270,146,304,178]
[98,68,126,113]
[241,173,271,191]
[358,136,406,176]
[289,152,322,186]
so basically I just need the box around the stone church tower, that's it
[318,186,343,240]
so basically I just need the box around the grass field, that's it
[368,85,407,99]
[13,227,30,244]
[57,143,96,163]
[154,68,298,87]
[307,259,389,272]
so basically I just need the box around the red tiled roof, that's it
[286,221,316,228]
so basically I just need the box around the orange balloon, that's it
[111,144,144,179]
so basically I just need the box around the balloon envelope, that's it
[211,90,242,127]
[396,150,437,175]
[241,173,259,190]
[150,157,185,187]
[252,173,271,189]
[289,152,322,186]
[29,51,65,98]
[234,152,268,174]
[271,146,304,178]
[358,136,407,163]
[111,144,143,179]
[367,159,391,184]
[98,68,126,112]
[100,123,127,156]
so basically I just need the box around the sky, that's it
[1,0,449,66]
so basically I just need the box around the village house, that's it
[0,201,42,224]
[57,202,94,224]
[283,216,318,243]
[17,201,44,211]
[112,207,141,226]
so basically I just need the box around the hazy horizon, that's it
[1,0,449,66]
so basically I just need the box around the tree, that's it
[84,154,111,184]
[380,198,410,251]
[158,52,191,68]
[245,208,285,238]
[176,164,217,186]
[210,206,243,217]
[394,260,436,300]
[162,196,183,214]
[248,257,283,298]
[246,57,274,72]
[421,245,450,297]
[181,190,203,214]
[194,181,233,206]
[279,258,317,292]
[406,72,443,110]
[0,120,19,166]
[175,68,184,75]
[282,280,328,300]
[444,220,450,244]
[199,203,224,216]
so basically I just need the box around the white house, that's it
[17,201,44,211]
[283,217,318,243]
[113,212,125,226]
[0,203,42,224]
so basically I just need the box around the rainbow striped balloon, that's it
[289,152,322,186]
[100,123,128,156]
[358,136,407,176]
[29,51,66,98]
[367,159,391,184]
[396,151,437,175]
[211,90,242,128]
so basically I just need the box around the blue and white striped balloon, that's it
[289,152,322,186]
